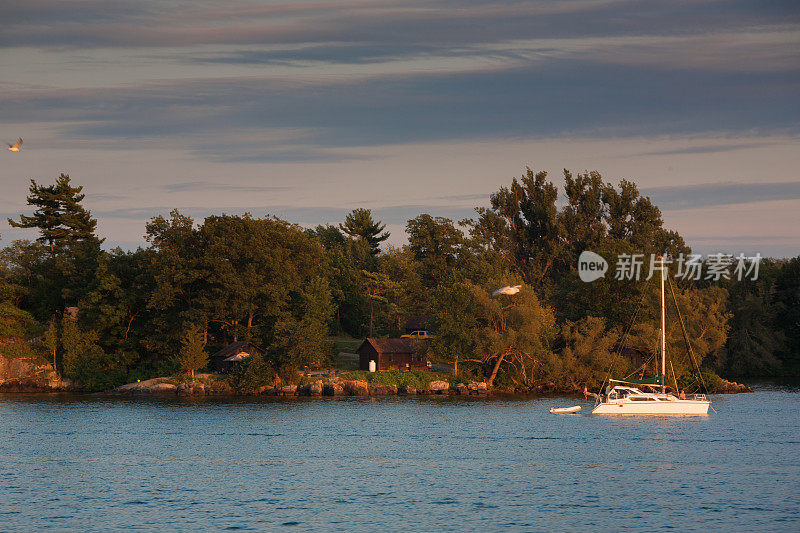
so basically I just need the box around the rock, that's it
[369,383,398,395]
[323,382,345,396]
[297,380,323,396]
[150,382,177,393]
[468,381,488,393]
[455,383,468,395]
[177,382,205,395]
[280,384,298,395]
[0,355,38,381]
[0,377,51,392]
[427,380,450,394]
[343,380,369,396]
[210,380,232,394]
[715,380,752,393]
[400,385,417,395]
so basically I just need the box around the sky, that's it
[1,0,799,257]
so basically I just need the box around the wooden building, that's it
[210,341,264,373]
[357,338,428,372]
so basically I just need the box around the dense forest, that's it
[1,170,798,391]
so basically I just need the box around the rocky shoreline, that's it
[1,372,752,397]
[108,376,491,397]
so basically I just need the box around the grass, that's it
[326,335,364,354]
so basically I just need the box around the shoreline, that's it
[0,375,752,396]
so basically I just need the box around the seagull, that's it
[492,284,522,297]
[6,138,22,152]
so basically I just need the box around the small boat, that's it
[550,405,581,414]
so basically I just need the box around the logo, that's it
[578,250,608,282]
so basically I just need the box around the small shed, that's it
[210,341,264,373]
[358,338,428,372]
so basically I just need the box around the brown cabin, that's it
[210,341,264,373]
[358,338,428,372]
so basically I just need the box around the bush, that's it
[229,352,276,393]
[174,324,208,377]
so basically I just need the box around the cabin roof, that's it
[359,338,416,354]
[210,340,264,360]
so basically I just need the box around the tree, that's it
[406,214,467,287]
[469,168,561,290]
[61,315,128,390]
[45,320,59,370]
[8,174,99,254]
[0,300,40,359]
[361,270,399,337]
[429,281,557,386]
[271,276,334,370]
[175,324,208,377]
[340,208,389,255]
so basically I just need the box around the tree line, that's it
[1,170,797,390]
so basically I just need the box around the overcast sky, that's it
[1,0,799,256]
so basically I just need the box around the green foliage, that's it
[340,208,389,255]
[0,301,41,359]
[270,276,335,370]
[2,167,796,391]
[175,324,208,377]
[429,281,557,386]
[61,316,128,390]
[555,316,623,389]
[338,370,454,389]
[44,320,58,368]
[229,351,276,393]
[7,173,99,253]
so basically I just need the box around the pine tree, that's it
[340,208,389,255]
[8,174,99,253]
[176,324,208,377]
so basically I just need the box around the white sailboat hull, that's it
[592,399,710,415]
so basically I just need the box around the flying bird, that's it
[492,285,522,297]
[6,138,22,152]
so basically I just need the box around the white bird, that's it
[6,138,22,152]
[492,284,522,297]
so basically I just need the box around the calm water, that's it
[1,385,798,532]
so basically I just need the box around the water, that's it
[1,385,798,531]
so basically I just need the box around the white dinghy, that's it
[550,405,581,414]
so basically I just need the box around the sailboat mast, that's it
[660,256,666,393]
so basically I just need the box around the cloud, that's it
[163,182,295,193]
[648,181,800,210]
[639,143,768,156]
[3,0,799,50]
[2,58,798,163]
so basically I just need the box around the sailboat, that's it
[592,258,711,415]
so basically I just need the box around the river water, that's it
[1,384,798,531]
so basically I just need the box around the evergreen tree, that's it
[175,324,208,377]
[340,208,389,255]
[8,174,99,253]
